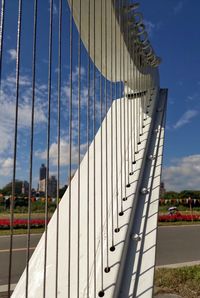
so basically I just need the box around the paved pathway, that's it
[156,225,200,266]
[0,225,200,295]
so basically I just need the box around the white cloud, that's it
[53,3,58,15]
[7,49,17,61]
[0,74,47,154]
[173,1,183,15]
[173,109,198,129]
[143,20,161,37]
[163,155,200,191]
[144,20,155,37]
[0,157,14,176]
[35,138,87,167]
[186,92,199,102]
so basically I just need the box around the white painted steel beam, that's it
[12,88,167,298]
[68,0,160,91]
[114,89,167,298]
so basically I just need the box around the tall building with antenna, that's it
[39,164,46,193]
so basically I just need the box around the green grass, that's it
[0,227,44,236]
[155,265,200,298]
[0,212,53,219]
[158,221,200,226]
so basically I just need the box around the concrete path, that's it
[154,294,182,298]
[156,225,200,266]
[0,225,200,294]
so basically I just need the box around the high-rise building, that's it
[21,180,29,195]
[48,176,57,198]
[39,164,46,193]
[40,164,46,180]
[39,164,57,197]
[39,179,46,193]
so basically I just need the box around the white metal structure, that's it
[12,89,167,298]
[0,0,167,297]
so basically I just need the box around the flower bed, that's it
[159,214,200,222]
[0,219,46,229]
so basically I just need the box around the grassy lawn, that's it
[155,265,200,298]
[158,221,200,226]
[0,212,53,219]
[0,227,44,236]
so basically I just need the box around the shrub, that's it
[159,214,200,222]
[0,219,46,229]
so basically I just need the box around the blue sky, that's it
[140,0,200,190]
[0,0,200,191]
[0,0,117,190]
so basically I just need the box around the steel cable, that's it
[0,0,5,86]
[55,0,62,297]
[93,0,97,294]
[110,0,114,250]
[86,0,91,295]
[25,0,38,296]
[104,0,110,272]
[8,0,22,296]
[99,0,104,293]
[77,0,81,295]
[114,0,119,233]
[68,0,74,296]
[122,3,127,204]
[43,0,53,296]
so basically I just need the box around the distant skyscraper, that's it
[21,181,29,195]
[39,165,57,197]
[39,179,46,193]
[40,164,46,180]
[39,164,47,193]
[48,176,57,198]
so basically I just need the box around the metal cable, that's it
[140,59,143,137]
[68,0,73,296]
[135,47,139,154]
[138,58,141,141]
[77,0,81,295]
[131,39,136,166]
[104,0,110,271]
[8,0,22,296]
[119,0,123,213]
[132,41,136,162]
[110,0,114,249]
[93,0,97,294]
[130,50,134,174]
[25,0,37,296]
[139,55,142,140]
[126,6,130,185]
[114,0,119,232]
[43,0,53,296]
[99,0,104,292]
[0,0,5,86]
[86,0,91,294]
[145,70,149,121]
[55,0,62,297]
[137,51,141,145]
[122,3,127,203]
